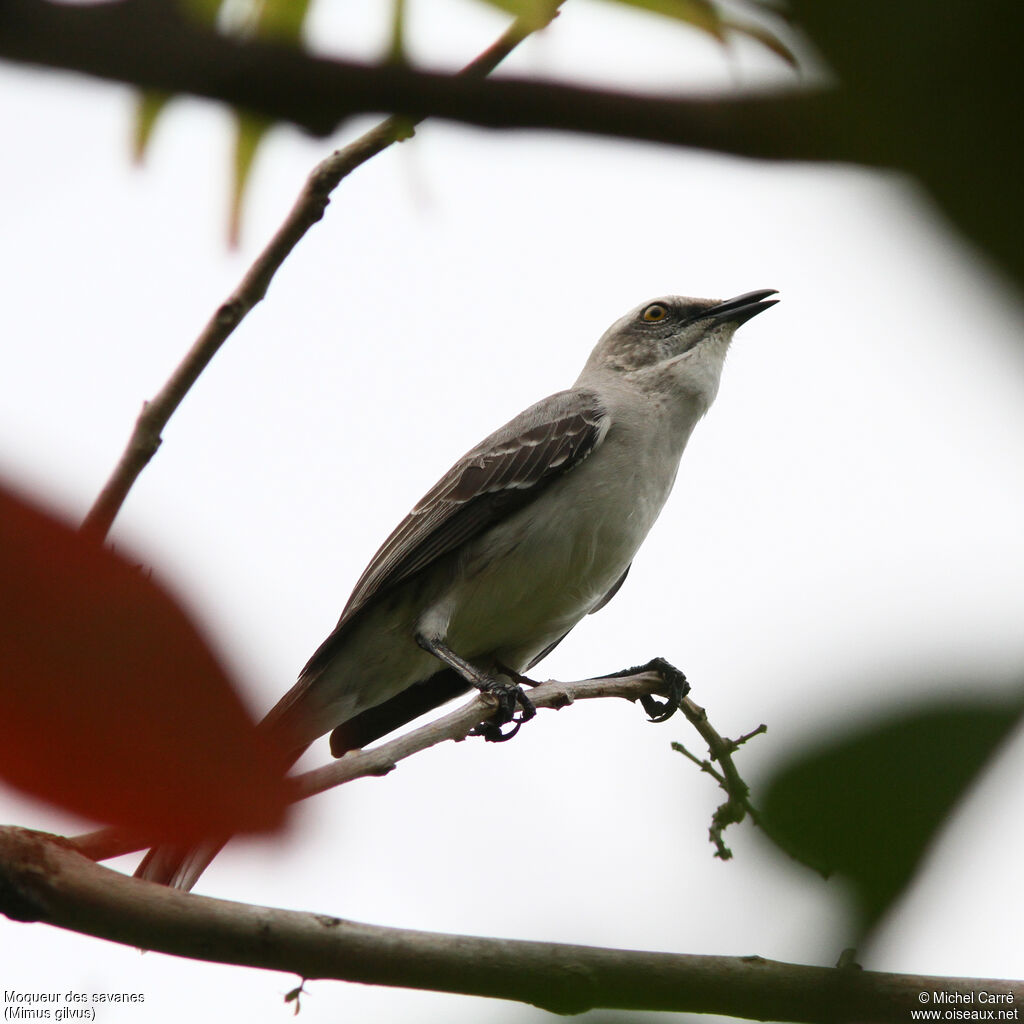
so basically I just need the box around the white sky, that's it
[3,2,1024,1022]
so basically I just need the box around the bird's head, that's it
[579,290,778,380]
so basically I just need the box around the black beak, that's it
[702,289,779,327]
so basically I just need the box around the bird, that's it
[136,288,778,891]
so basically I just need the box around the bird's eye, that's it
[642,304,668,323]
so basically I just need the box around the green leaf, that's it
[229,113,271,248]
[131,1,315,242]
[252,0,313,42]
[131,91,173,164]
[225,0,313,243]
[760,690,1024,938]
[388,0,407,64]
[131,1,225,162]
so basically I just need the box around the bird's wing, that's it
[300,388,610,679]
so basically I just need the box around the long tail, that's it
[133,678,316,891]
[134,838,231,890]
[134,669,470,890]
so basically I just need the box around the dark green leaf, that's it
[788,0,1024,297]
[760,690,1024,937]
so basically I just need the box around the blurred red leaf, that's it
[0,481,290,840]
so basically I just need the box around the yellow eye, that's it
[642,303,668,323]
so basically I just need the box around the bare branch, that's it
[1,826,1020,1021]
[78,5,562,540]
[293,669,678,801]
[64,668,703,862]
[677,696,767,860]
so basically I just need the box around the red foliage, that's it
[0,483,290,840]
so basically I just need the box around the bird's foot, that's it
[469,674,536,743]
[638,657,689,722]
[601,656,689,723]
[414,634,537,742]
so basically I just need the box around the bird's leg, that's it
[414,634,536,742]
[599,656,690,723]
[495,661,542,687]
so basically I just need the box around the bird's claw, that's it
[470,675,536,743]
[639,692,676,723]
[607,656,689,723]
[470,718,523,742]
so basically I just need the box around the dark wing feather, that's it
[300,389,609,679]
[329,669,470,756]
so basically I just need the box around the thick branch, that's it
[1,0,855,164]
[1,826,1019,1021]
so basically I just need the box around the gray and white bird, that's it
[137,288,778,890]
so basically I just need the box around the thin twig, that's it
[671,740,728,786]
[731,722,769,750]
[2,826,1021,1022]
[293,669,673,801]
[65,667,678,862]
[677,696,766,859]
[79,6,562,541]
